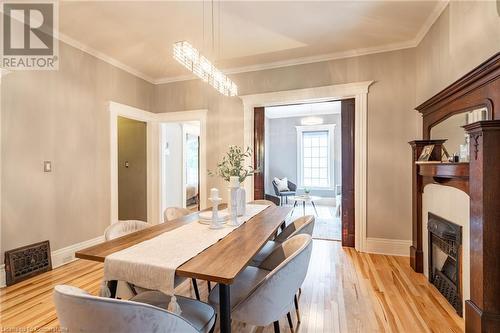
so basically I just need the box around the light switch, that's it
[125,161,129,168]
[44,161,52,172]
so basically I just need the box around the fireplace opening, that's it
[427,213,462,316]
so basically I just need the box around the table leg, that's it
[311,201,319,217]
[107,280,118,298]
[291,201,297,214]
[219,283,231,333]
[303,201,306,216]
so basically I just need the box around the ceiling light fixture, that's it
[173,0,237,97]
[173,41,237,96]
[301,116,324,126]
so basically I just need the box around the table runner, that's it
[100,204,269,313]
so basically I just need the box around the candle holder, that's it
[208,197,223,229]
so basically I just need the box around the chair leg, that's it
[207,281,212,292]
[294,294,301,323]
[192,278,200,300]
[273,320,280,333]
[287,312,294,332]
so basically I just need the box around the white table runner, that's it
[101,204,269,313]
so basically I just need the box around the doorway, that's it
[254,98,355,245]
[161,121,201,218]
[117,116,148,221]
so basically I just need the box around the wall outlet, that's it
[43,161,52,172]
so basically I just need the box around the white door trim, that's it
[109,103,208,225]
[239,81,373,252]
[108,101,159,225]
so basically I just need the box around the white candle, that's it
[210,188,219,199]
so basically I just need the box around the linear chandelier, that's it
[173,41,238,97]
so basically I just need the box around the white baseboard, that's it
[0,264,5,287]
[364,237,412,256]
[0,235,104,288]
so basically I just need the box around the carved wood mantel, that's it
[410,52,500,333]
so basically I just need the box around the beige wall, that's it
[153,1,499,241]
[1,1,497,261]
[118,117,148,221]
[1,41,153,257]
[416,1,500,105]
[154,49,418,240]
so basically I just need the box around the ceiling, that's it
[58,1,445,83]
[266,101,341,119]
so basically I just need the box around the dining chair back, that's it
[164,207,192,222]
[231,234,313,327]
[252,199,277,206]
[274,215,315,243]
[53,285,205,333]
[104,220,150,241]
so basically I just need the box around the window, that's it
[297,125,335,188]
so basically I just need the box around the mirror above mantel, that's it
[430,106,490,161]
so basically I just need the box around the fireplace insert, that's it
[427,213,462,316]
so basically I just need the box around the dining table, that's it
[75,203,292,333]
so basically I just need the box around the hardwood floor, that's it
[0,240,464,332]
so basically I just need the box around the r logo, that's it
[3,3,54,56]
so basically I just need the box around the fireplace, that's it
[427,213,462,316]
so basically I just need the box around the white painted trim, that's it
[58,33,155,84]
[296,124,336,190]
[51,236,105,268]
[240,81,373,252]
[0,265,4,288]
[109,102,159,225]
[364,238,412,257]
[156,110,208,215]
[0,235,104,288]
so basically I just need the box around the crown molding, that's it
[56,1,448,86]
[412,0,449,46]
[58,33,156,84]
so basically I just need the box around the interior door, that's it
[341,98,355,247]
[253,107,265,200]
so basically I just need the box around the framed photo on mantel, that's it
[417,144,435,162]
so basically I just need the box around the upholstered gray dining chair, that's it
[251,215,314,324]
[252,199,277,206]
[164,207,192,222]
[208,234,313,333]
[104,220,150,241]
[54,285,216,333]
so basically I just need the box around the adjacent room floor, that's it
[285,199,341,241]
[0,240,463,332]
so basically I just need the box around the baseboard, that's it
[364,237,412,256]
[0,235,104,288]
[0,264,5,288]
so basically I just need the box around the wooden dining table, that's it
[75,203,292,333]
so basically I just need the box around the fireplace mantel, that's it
[410,52,500,333]
[418,162,469,194]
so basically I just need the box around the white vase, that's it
[237,186,246,217]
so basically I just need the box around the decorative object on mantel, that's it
[417,144,435,161]
[209,145,257,218]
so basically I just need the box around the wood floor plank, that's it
[0,240,464,332]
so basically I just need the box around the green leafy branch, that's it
[209,145,258,183]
